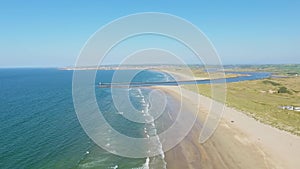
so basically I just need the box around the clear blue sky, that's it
[0,0,299,67]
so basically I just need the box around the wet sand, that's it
[159,86,300,169]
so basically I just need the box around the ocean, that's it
[0,69,173,169]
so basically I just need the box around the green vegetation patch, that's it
[185,76,300,135]
[224,64,300,76]
[262,80,281,86]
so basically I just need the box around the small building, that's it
[294,107,300,112]
[279,106,300,112]
[280,106,294,111]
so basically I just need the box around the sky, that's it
[0,0,299,67]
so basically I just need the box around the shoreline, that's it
[158,85,300,169]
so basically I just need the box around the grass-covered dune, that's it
[186,76,300,135]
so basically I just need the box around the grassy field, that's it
[185,76,300,135]
[224,64,300,76]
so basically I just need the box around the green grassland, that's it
[185,76,300,135]
[225,64,300,76]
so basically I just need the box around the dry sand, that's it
[158,86,300,169]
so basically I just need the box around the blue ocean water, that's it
[0,69,270,169]
[0,69,173,169]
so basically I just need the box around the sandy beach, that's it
[159,86,300,169]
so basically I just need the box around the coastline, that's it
[158,86,300,169]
